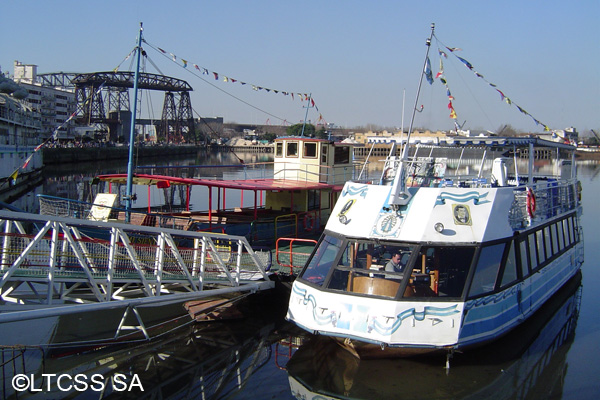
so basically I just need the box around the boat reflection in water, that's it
[286,272,582,400]
[0,314,296,399]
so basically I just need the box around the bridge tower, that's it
[59,71,196,144]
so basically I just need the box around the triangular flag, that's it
[8,169,18,182]
[22,154,34,169]
[457,56,473,70]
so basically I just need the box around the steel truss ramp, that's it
[0,211,274,340]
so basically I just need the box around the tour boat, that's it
[285,25,584,358]
[39,136,359,245]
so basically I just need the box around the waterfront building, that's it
[12,61,76,140]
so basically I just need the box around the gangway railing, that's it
[0,210,274,339]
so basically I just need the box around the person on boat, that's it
[385,252,404,273]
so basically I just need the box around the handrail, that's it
[276,237,318,275]
[274,214,298,239]
[37,194,192,229]
[0,210,273,308]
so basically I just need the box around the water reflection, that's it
[9,150,273,213]
[286,272,582,400]
[1,316,299,399]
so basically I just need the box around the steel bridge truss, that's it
[69,71,196,143]
[0,211,272,311]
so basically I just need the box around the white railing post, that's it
[1,219,11,271]
[106,227,118,300]
[154,232,166,296]
[199,237,206,291]
[47,222,59,305]
[236,240,243,286]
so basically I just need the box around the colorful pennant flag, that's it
[435,40,551,131]
[143,40,322,123]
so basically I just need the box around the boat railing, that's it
[37,194,194,230]
[275,237,318,275]
[138,159,368,184]
[0,210,274,309]
[273,161,365,184]
[509,179,580,229]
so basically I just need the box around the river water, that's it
[2,151,600,399]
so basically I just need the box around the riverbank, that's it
[42,144,201,165]
[42,143,273,164]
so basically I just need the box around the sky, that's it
[2,1,599,134]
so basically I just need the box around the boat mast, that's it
[125,22,143,222]
[389,23,435,209]
[299,93,312,137]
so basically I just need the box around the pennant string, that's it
[433,35,551,131]
[142,39,322,125]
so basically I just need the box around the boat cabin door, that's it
[320,143,329,183]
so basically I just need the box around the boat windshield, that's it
[299,234,475,299]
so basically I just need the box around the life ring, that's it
[303,213,315,232]
[383,168,394,179]
[526,187,536,218]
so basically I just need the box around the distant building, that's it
[12,61,76,140]
[353,129,447,145]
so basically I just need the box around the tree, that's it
[286,123,316,137]
[496,124,519,136]
[316,128,328,139]
[261,132,277,142]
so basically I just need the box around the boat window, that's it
[528,233,538,269]
[321,144,328,164]
[304,142,317,158]
[275,142,283,157]
[468,243,505,297]
[326,241,415,298]
[555,222,564,251]
[551,223,560,253]
[286,141,299,157]
[411,246,475,298]
[322,241,476,300]
[544,227,553,259]
[334,146,350,164]
[500,242,518,288]
[563,218,573,246]
[536,230,546,265]
[518,239,530,277]
[307,190,320,211]
[299,234,344,286]
[568,217,575,244]
[572,216,580,242]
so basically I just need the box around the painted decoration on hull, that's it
[289,283,460,340]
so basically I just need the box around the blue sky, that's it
[2,1,598,133]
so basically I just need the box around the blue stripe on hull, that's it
[460,250,581,347]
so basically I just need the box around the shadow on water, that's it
[286,272,582,400]
[0,288,300,399]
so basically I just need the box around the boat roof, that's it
[97,173,343,191]
[405,136,576,150]
[275,136,357,145]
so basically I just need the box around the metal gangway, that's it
[0,210,274,343]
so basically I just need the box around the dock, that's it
[0,210,274,346]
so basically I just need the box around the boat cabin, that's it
[273,137,354,185]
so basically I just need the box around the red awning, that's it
[97,173,343,191]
